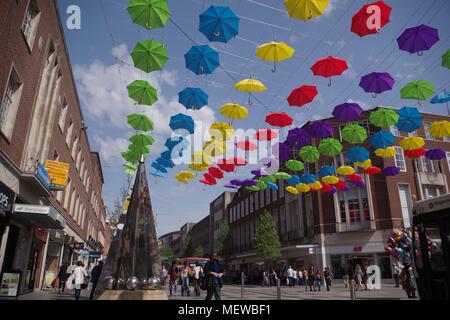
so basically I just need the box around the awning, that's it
[12,204,65,230]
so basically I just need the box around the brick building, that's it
[190,215,210,257]
[0,0,107,295]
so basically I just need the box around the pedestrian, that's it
[181,261,191,296]
[354,264,364,291]
[204,252,224,300]
[286,266,294,287]
[392,261,402,288]
[89,260,103,300]
[168,261,179,296]
[271,269,278,286]
[193,264,203,296]
[262,270,270,287]
[292,267,297,287]
[57,263,69,294]
[315,270,322,292]
[362,265,369,290]
[162,265,168,286]
[301,267,308,291]
[323,267,333,292]
[308,265,315,292]
[400,262,417,298]
[342,264,349,288]
[73,261,88,301]
[298,269,303,286]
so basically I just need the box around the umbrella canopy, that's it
[199,5,239,43]
[397,24,440,55]
[189,163,210,172]
[122,150,140,163]
[299,146,320,163]
[155,156,175,168]
[127,80,158,106]
[284,0,330,22]
[255,180,267,190]
[341,124,368,144]
[348,180,365,188]
[246,185,260,191]
[335,180,348,190]
[178,87,208,110]
[130,133,155,146]
[311,56,348,86]
[175,171,196,183]
[124,162,137,175]
[218,162,235,172]
[307,121,334,139]
[369,108,399,128]
[254,129,279,141]
[209,122,234,141]
[220,103,249,120]
[336,166,355,176]
[185,45,220,75]
[401,80,435,103]
[347,146,370,162]
[351,1,391,37]
[404,148,425,159]
[265,112,293,127]
[296,183,311,193]
[242,179,257,187]
[332,103,363,122]
[370,130,394,148]
[236,140,257,151]
[321,183,336,193]
[322,175,339,185]
[169,113,195,134]
[275,172,292,180]
[363,166,381,175]
[430,90,450,116]
[131,39,168,73]
[165,136,189,152]
[256,41,295,72]
[425,148,446,160]
[375,147,396,158]
[318,165,336,177]
[151,161,168,173]
[359,72,394,96]
[150,170,165,177]
[127,113,154,131]
[443,50,450,70]
[300,173,317,184]
[129,143,151,156]
[399,137,425,151]
[286,175,301,185]
[285,160,305,172]
[309,181,323,190]
[273,142,293,162]
[428,120,450,139]
[259,175,277,183]
[318,138,343,157]
[200,179,215,186]
[127,0,171,29]
[286,128,311,148]
[287,85,318,108]
[396,106,423,132]
[346,173,362,182]
[286,186,300,195]
[203,173,217,184]
[208,167,224,179]
[252,169,268,177]
[355,159,372,169]
[382,166,401,176]
[266,182,279,190]
[234,78,267,105]
[224,183,239,189]
[230,179,244,186]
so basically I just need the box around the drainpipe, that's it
[364,174,376,230]
[413,159,424,201]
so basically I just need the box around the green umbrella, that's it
[127,80,158,106]
[442,49,450,70]
[285,160,304,172]
[124,162,137,175]
[255,180,267,190]
[341,124,368,144]
[127,0,171,30]
[318,138,343,157]
[274,172,292,180]
[130,133,155,146]
[400,80,435,103]
[121,150,140,163]
[131,39,168,73]
[299,146,320,163]
[129,143,150,155]
[246,186,260,192]
[369,108,399,128]
[127,113,154,131]
[259,176,276,183]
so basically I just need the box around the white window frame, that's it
[390,125,400,137]
[0,65,23,141]
[394,146,407,172]
[398,183,412,228]
[447,152,450,172]
[21,0,41,51]
[58,98,68,132]
[65,120,73,148]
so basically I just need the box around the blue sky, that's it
[57,0,450,237]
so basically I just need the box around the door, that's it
[398,184,412,228]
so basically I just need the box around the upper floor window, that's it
[58,98,68,131]
[0,67,23,140]
[22,0,41,50]
[447,152,450,172]
[65,120,73,147]
[390,125,400,137]
[71,135,78,159]
[394,146,406,172]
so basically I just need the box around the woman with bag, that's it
[73,261,88,300]
[57,263,69,293]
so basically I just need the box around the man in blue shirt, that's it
[203,251,224,300]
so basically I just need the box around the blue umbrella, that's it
[370,130,394,149]
[184,45,220,75]
[300,173,317,184]
[318,165,336,177]
[169,113,195,134]
[150,170,165,177]
[164,136,189,151]
[347,147,369,162]
[178,87,208,110]
[199,5,239,43]
[266,182,279,190]
[151,161,168,173]
[430,90,450,115]
[155,156,175,169]
[286,175,301,186]
[396,106,423,133]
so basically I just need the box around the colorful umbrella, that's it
[284,0,331,22]
[341,124,368,144]
[130,133,155,146]
[309,181,323,191]
[286,128,311,148]
[400,80,435,105]
[150,170,165,178]
[300,173,317,184]
[251,169,267,177]
[430,90,450,116]
[425,148,446,160]
[236,140,257,151]
[217,162,235,172]
[266,182,279,190]
[178,87,208,110]
[307,120,334,139]
[127,0,171,29]
[375,147,396,158]
[203,173,217,184]
[165,136,189,151]
[318,138,343,157]
[246,185,260,191]
[299,146,320,163]
[318,165,335,177]
[175,171,196,183]
[259,175,276,183]
[396,106,423,133]
[209,122,234,141]
[208,167,224,179]
[265,112,293,127]
[404,148,425,159]
[321,183,336,194]
[199,5,239,43]
[274,172,291,180]
[443,49,450,70]
[234,78,267,105]
[334,180,348,190]
[382,166,401,176]
[311,56,348,86]
[156,156,175,168]
[322,175,339,185]
[185,45,220,75]
[127,113,154,131]
[200,178,215,186]
[296,183,311,193]
[127,80,158,106]
[287,85,318,109]
[336,166,355,176]
[230,179,244,186]
[347,146,369,162]
[256,41,295,72]
[255,180,267,190]
[286,175,301,185]
[124,162,137,175]
[224,183,239,189]
[369,108,399,128]
[220,103,249,121]
[286,186,300,195]
[359,72,395,97]
[332,103,363,122]
[397,24,440,55]
[131,39,168,73]
[254,129,279,141]
[169,113,195,134]
[356,159,372,169]
[273,142,293,162]
[348,180,365,188]
[151,161,167,173]
[428,120,450,139]
[122,150,140,163]
[351,1,391,37]
[400,137,425,151]
[285,160,305,172]
[364,166,381,175]
[346,173,362,182]
[370,130,394,148]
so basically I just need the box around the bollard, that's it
[277,279,281,300]
[350,279,356,300]
[241,272,245,300]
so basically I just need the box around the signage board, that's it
[89,251,102,258]
[44,160,70,191]
[0,272,21,297]
[0,181,15,212]
[13,204,50,214]
[36,164,51,189]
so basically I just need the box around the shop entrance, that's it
[348,255,374,269]
[2,224,19,272]
[24,239,43,290]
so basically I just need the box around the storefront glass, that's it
[42,242,61,290]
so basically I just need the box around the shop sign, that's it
[49,230,64,245]
[0,272,21,297]
[44,160,70,191]
[36,164,51,189]
[0,181,15,212]
[89,251,102,258]
[73,242,84,250]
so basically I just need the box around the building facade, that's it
[209,192,233,252]
[190,215,210,257]
[0,0,107,295]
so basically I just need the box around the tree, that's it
[108,175,133,230]
[160,247,175,262]
[253,210,281,267]
[216,220,233,262]
[181,235,194,257]
[194,246,204,258]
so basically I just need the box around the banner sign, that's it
[0,272,21,297]
[36,164,51,189]
[44,160,70,191]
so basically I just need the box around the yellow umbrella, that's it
[296,183,311,193]
[399,137,425,151]
[219,103,249,122]
[188,151,212,171]
[286,186,299,195]
[256,41,295,72]
[203,139,226,157]
[209,122,235,141]
[322,175,339,184]
[309,181,323,190]
[355,159,372,169]
[336,166,355,176]
[234,78,267,105]
[428,120,450,139]
[285,0,331,22]
[375,147,396,158]
[188,163,209,172]
[175,171,196,183]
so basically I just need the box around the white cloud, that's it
[95,136,129,162]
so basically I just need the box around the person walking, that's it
[168,261,179,296]
[271,269,278,286]
[89,260,103,300]
[193,264,203,296]
[400,262,417,298]
[308,265,316,292]
[393,261,403,288]
[292,267,297,287]
[314,270,322,292]
[57,263,69,294]
[181,261,191,297]
[262,270,270,287]
[297,269,303,286]
[323,267,333,292]
[354,264,364,291]
[73,261,88,301]
[286,266,294,287]
[162,265,168,286]
[342,264,349,288]
[204,252,224,300]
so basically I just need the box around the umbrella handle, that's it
[372,93,377,99]
[214,31,220,37]
[248,93,253,106]
[328,78,332,87]
[272,61,276,73]
[417,52,424,57]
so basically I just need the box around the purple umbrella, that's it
[230,179,243,186]
[241,179,257,187]
[342,185,351,191]
[348,180,365,188]
[359,72,395,97]
[224,183,238,189]
[425,148,446,160]
[307,121,334,139]
[272,142,292,162]
[382,166,401,176]
[286,128,311,148]
[251,168,268,177]
[397,24,440,55]
[332,103,363,122]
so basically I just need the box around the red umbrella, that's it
[346,173,362,182]
[200,178,216,186]
[254,129,279,141]
[404,148,425,159]
[236,140,257,151]
[217,162,235,172]
[351,1,392,37]
[334,179,347,190]
[203,173,217,184]
[363,166,381,175]
[265,112,293,127]
[219,157,248,166]
[311,56,348,87]
[287,85,318,109]
[321,184,335,193]
[208,166,224,179]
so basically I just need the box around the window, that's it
[339,200,346,223]
[424,186,443,199]
[69,187,76,217]
[421,157,435,173]
[0,67,23,140]
[21,0,41,50]
[65,120,73,147]
[408,130,417,137]
[58,98,68,131]
[398,184,412,228]
[423,121,433,140]
[86,176,90,192]
[71,135,78,160]
[390,125,400,136]
[63,178,71,210]
[76,146,82,170]
[447,152,450,172]
[74,195,80,223]
[394,147,406,172]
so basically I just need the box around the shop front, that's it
[41,230,65,290]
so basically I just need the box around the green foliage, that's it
[181,235,194,257]
[253,210,281,263]
[216,220,233,262]
[194,245,204,258]
[160,247,175,262]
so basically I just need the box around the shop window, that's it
[0,66,23,140]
